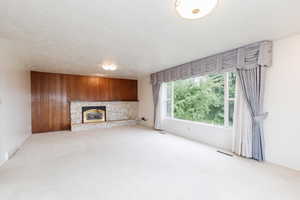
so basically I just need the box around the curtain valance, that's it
[151,41,272,85]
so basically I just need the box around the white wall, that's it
[0,38,31,166]
[264,34,300,170]
[138,34,300,170]
[162,119,233,151]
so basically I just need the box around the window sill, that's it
[163,117,233,130]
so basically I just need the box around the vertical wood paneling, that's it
[61,75,70,130]
[31,71,138,133]
[111,78,121,100]
[105,78,114,100]
[87,77,99,101]
[31,72,40,132]
[98,78,107,100]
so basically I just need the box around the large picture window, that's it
[164,72,236,127]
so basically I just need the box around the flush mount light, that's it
[102,64,117,71]
[175,0,218,20]
[94,73,105,77]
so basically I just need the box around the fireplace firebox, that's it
[82,106,106,124]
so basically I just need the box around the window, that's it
[227,72,236,126]
[164,72,236,127]
[165,82,174,118]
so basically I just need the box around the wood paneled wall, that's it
[31,71,138,133]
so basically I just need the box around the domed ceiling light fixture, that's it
[102,64,117,71]
[175,0,218,20]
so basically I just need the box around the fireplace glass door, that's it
[82,106,106,123]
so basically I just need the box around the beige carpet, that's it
[0,125,299,200]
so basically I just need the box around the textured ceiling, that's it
[0,0,300,78]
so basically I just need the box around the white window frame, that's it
[164,72,235,128]
[224,72,236,128]
[163,82,174,118]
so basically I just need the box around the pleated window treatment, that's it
[150,41,272,161]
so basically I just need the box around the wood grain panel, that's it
[40,72,50,132]
[121,79,138,101]
[110,78,121,100]
[61,75,70,130]
[31,71,138,133]
[87,76,99,101]
[98,78,108,100]
[31,72,41,132]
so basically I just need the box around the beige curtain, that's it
[152,83,162,129]
[232,78,252,158]
[154,85,163,130]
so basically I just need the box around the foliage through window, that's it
[164,72,236,127]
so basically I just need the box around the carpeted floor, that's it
[0,125,299,200]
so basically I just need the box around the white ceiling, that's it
[1,0,300,79]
